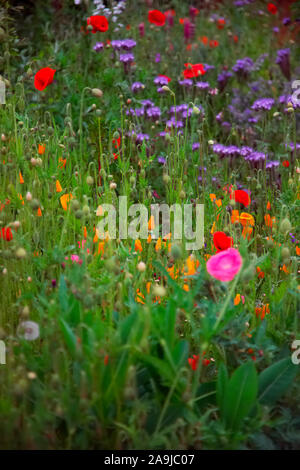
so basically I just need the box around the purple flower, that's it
[111,40,123,51]
[121,39,136,50]
[217,70,233,92]
[266,160,279,169]
[146,106,161,120]
[282,17,291,26]
[93,42,104,52]
[155,53,161,63]
[251,98,275,111]
[232,57,254,78]
[178,79,193,87]
[195,81,210,90]
[119,53,134,63]
[154,76,170,86]
[131,82,144,93]
[157,155,166,164]
[192,142,200,151]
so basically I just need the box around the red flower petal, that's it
[87,15,109,33]
[34,68,56,91]
[213,231,233,252]
[148,9,166,26]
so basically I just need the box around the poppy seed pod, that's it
[91,88,103,98]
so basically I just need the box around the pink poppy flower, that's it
[206,248,242,282]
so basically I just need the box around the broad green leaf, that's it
[223,361,258,431]
[258,357,298,405]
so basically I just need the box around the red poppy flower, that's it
[230,189,251,207]
[213,231,233,252]
[217,18,225,29]
[267,3,277,14]
[183,63,206,79]
[34,68,56,91]
[0,227,13,241]
[209,39,219,48]
[282,160,290,167]
[148,9,166,26]
[87,15,109,33]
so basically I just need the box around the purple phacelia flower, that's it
[93,42,104,52]
[131,82,144,93]
[251,98,275,111]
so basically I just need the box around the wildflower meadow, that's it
[0,0,299,452]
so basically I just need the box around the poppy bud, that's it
[86,176,94,185]
[15,247,27,259]
[100,168,106,178]
[153,285,166,297]
[75,210,83,219]
[137,261,146,272]
[163,174,170,184]
[192,106,200,115]
[113,131,120,140]
[279,218,291,234]
[180,190,186,199]
[110,182,117,190]
[71,199,80,211]
[281,246,290,261]
[91,88,103,98]
[82,205,90,216]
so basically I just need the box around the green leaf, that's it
[223,361,258,431]
[258,357,298,406]
[59,318,77,357]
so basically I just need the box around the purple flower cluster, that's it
[111,38,136,51]
[218,70,233,92]
[232,57,254,78]
[131,82,144,93]
[251,98,275,111]
[93,42,104,52]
